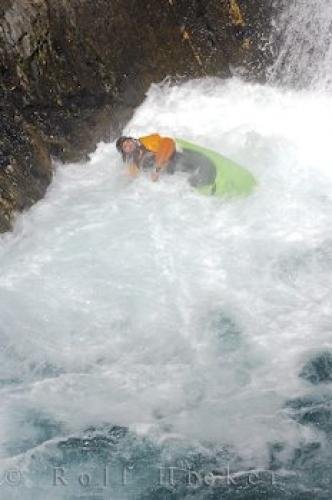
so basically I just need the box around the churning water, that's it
[1,2,332,500]
[269,0,332,90]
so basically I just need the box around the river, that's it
[0,2,332,499]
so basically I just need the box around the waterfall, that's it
[269,0,332,90]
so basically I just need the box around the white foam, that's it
[0,78,331,466]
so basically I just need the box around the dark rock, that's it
[300,352,332,385]
[0,105,52,231]
[0,0,274,230]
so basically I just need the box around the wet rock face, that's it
[0,0,273,230]
[0,105,52,232]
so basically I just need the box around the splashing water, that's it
[1,0,332,496]
[269,0,332,90]
[0,77,332,498]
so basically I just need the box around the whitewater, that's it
[0,75,331,498]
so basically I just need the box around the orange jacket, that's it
[139,134,176,169]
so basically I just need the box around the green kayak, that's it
[175,138,257,197]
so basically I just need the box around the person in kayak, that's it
[116,134,257,196]
[116,133,221,192]
[116,134,177,181]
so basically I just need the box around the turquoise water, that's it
[0,76,332,498]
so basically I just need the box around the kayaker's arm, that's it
[154,137,176,170]
[151,137,176,181]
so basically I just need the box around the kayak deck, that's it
[176,138,257,197]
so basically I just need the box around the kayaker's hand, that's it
[151,170,160,182]
[127,164,140,177]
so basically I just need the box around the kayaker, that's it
[116,134,177,181]
[116,135,257,196]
